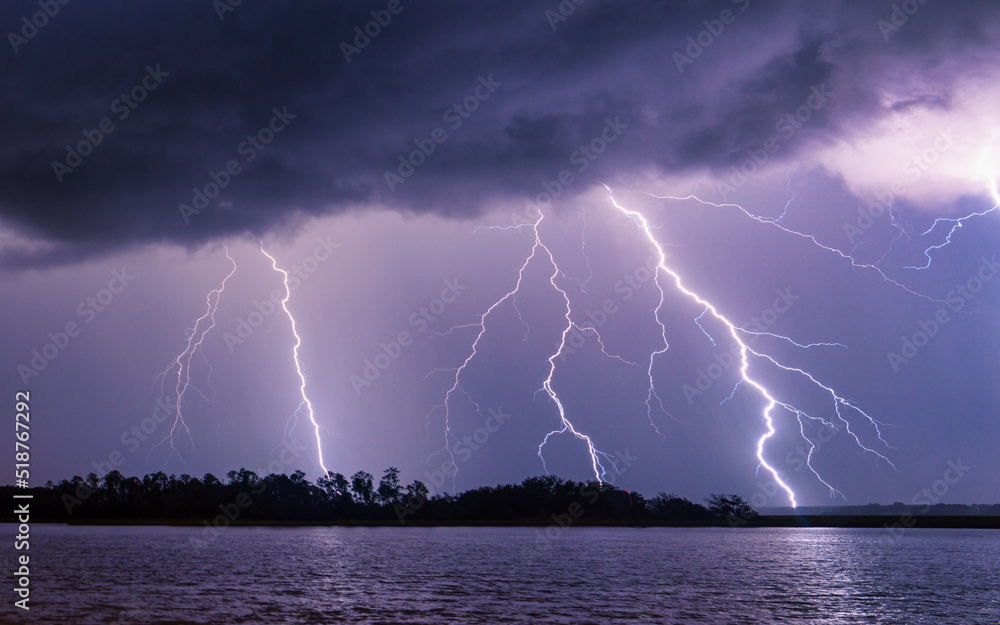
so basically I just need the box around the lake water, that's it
[2,524,998,624]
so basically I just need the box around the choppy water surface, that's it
[2,525,998,624]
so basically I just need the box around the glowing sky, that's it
[2,0,999,507]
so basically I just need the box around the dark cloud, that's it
[0,0,997,267]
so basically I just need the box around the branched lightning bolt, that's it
[154,245,237,463]
[905,131,1000,270]
[426,218,543,486]
[774,171,800,224]
[641,244,679,437]
[905,205,998,271]
[429,210,630,488]
[875,201,912,268]
[535,213,629,481]
[604,186,895,507]
[578,209,595,292]
[260,241,329,476]
[638,190,955,310]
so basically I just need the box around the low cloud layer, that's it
[1,0,998,267]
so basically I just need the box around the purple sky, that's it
[2,0,999,507]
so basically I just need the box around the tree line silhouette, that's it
[1,468,753,526]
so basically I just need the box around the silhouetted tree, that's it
[706,494,754,519]
[351,471,374,505]
[0,467,805,527]
[404,480,429,504]
[378,467,401,505]
[649,493,714,524]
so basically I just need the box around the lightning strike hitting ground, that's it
[154,245,237,462]
[534,224,630,482]
[260,241,330,477]
[429,211,630,489]
[604,185,895,508]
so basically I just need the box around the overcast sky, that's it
[2,0,999,507]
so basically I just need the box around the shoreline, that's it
[5,515,999,529]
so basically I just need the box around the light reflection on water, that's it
[2,525,998,624]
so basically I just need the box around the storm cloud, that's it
[1,0,998,267]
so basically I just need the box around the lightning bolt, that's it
[260,241,330,477]
[874,201,912,268]
[904,130,1000,270]
[773,170,800,225]
[577,209,595,292]
[426,218,543,485]
[154,245,237,463]
[429,210,630,489]
[535,212,632,481]
[432,179,909,503]
[636,188,958,311]
[604,185,895,508]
